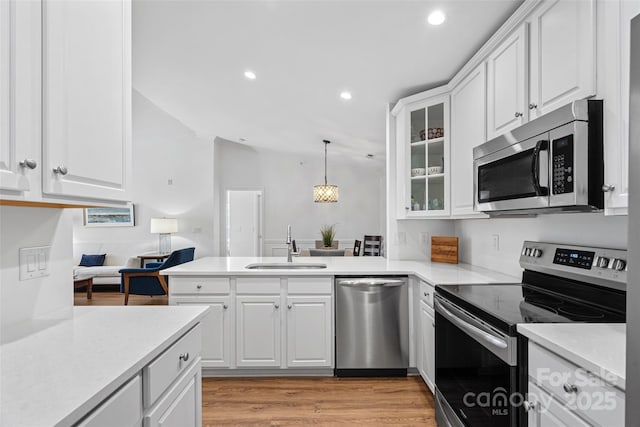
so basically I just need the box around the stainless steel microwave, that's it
[473,99,604,216]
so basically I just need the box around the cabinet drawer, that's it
[236,278,280,294]
[144,324,202,409]
[170,277,230,295]
[77,374,142,427]
[528,342,624,426]
[419,281,434,307]
[144,357,201,427]
[289,277,332,294]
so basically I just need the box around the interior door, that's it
[226,189,263,256]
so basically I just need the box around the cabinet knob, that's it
[405,206,410,210]
[563,383,578,394]
[53,165,68,175]
[432,322,435,328]
[424,292,429,297]
[528,103,538,110]
[514,112,523,118]
[523,401,536,412]
[196,284,202,289]
[179,352,189,362]
[19,159,37,170]
[288,304,292,309]
[223,304,228,309]
[602,184,615,192]
[274,303,279,309]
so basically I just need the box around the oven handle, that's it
[434,298,508,350]
[532,139,549,196]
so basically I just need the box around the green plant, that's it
[320,224,336,247]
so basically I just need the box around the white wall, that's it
[72,91,215,263]
[455,213,629,277]
[214,138,385,256]
[0,207,74,343]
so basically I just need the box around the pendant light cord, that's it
[323,139,330,185]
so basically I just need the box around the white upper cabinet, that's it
[450,64,488,218]
[486,25,528,140]
[41,0,132,202]
[0,0,39,194]
[528,0,596,119]
[394,90,450,219]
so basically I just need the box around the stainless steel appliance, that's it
[335,277,409,377]
[435,241,627,427]
[473,99,604,216]
[626,12,640,425]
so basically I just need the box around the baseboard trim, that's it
[202,368,334,377]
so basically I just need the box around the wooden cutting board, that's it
[431,236,459,264]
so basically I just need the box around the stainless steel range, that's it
[434,241,627,427]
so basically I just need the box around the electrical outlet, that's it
[19,246,51,280]
[492,234,500,251]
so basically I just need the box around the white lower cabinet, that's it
[286,295,332,367]
[526,342,625,427]
[418,300,435,393]
[78,325,202,427]
[173,297,231,368]
[144,359,202,427]
[527,382,590,427]
[236,295,282,367]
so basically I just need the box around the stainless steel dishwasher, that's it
[335,276,409,377]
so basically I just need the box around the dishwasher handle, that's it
[337,278,406,287]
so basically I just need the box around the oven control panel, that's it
[520,241,627,290]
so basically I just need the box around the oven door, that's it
[435,295,518,427]
[474,135,550,212]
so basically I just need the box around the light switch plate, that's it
[19,246,51,280]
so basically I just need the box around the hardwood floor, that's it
[202,376,436,426]
[74,290,167,306]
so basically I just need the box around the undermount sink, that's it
[244,262,327,270]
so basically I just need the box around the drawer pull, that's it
[514,111,523,118]
[424,292,429,297]
[53,165,68,175]
[274,303,279,309]
[288,304,292,309]
[523,401,536,412]
[563,383,578,393]
[223,304,228,309]
[19,159,37,170]
[179,352,189,362]
[196,284,202,289]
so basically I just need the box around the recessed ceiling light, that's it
[244,70,256,80]
[340,91,352,100]
[428,10,446,26]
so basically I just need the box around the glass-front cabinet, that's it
[396,92,450,218]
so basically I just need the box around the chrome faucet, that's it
[286,225,293,263]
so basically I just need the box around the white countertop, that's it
[164,256,519,285]
[518,323,626,390]
[0,306,209,427]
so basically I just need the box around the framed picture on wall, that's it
[84,204,135,227]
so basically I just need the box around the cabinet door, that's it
[527,382,590,427]
[41,0,132,202]
[286,295,332,368]
[419,301,435,393]
[144,360,202,427]
[487,25,527,140]
[529,0,595,120]
[236,295,281,367]
[173,297,231,368]
[450,63,488,218]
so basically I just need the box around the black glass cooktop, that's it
[436,271,626,335]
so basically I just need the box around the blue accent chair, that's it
[119,247,195,305]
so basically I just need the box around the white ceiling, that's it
[133,0,522,160]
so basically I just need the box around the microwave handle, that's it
[532,140,549,196]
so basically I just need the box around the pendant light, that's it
[313,140,339,203]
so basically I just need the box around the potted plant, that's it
[317,224,338,249]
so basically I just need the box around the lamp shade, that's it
[313,184,339,203]
[150,218,178,234]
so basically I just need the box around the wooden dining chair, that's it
[362,235,382,256]
[353,240,362,256]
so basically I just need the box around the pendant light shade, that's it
[314,140,339,203]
